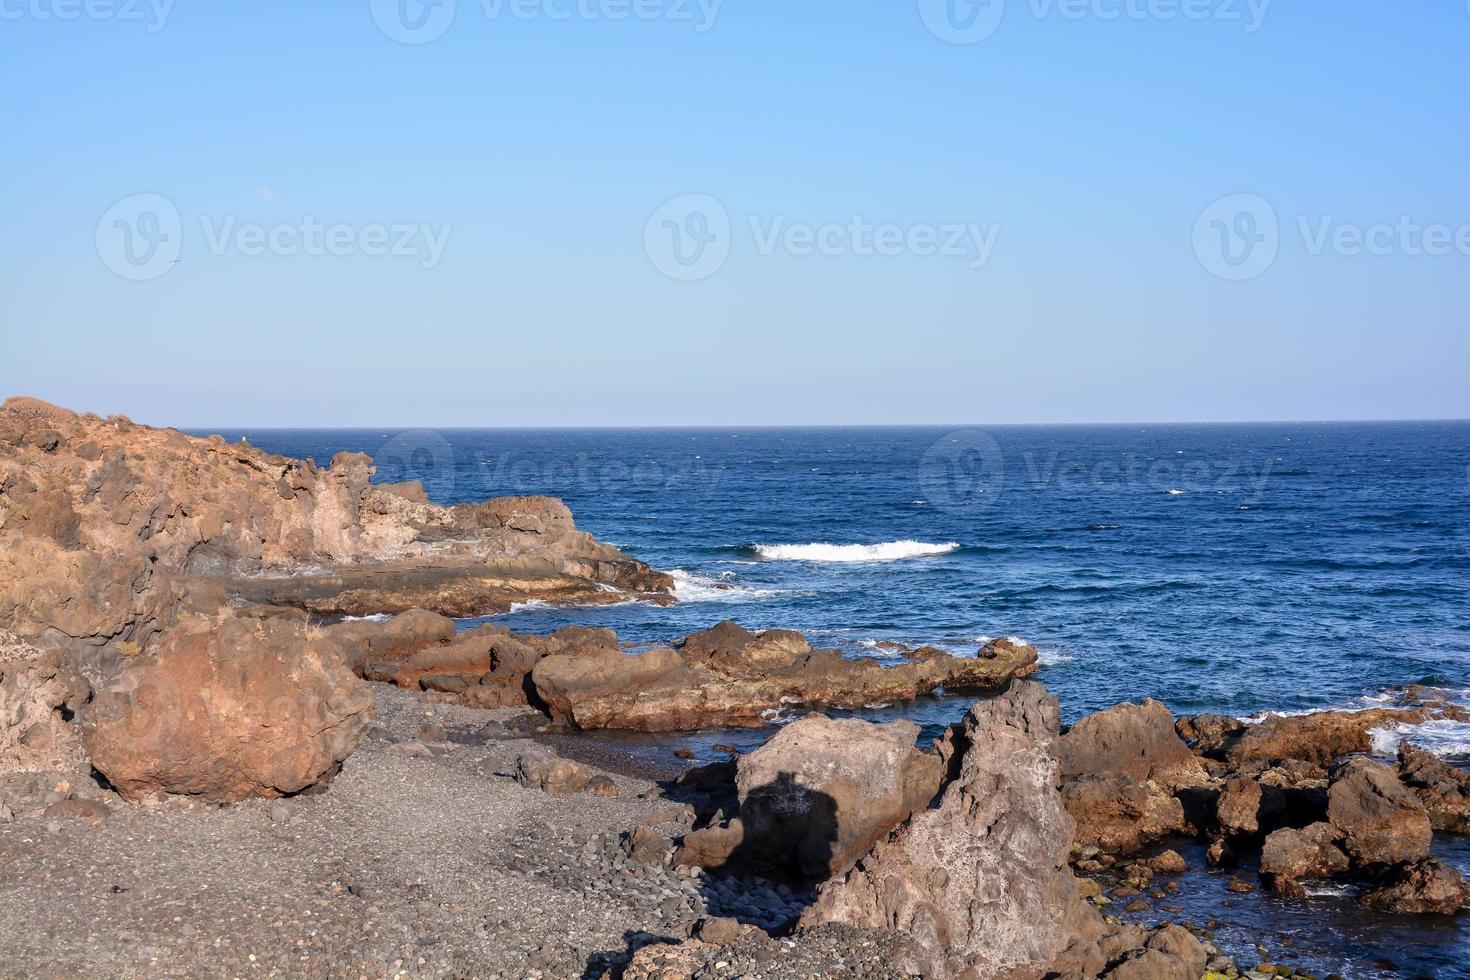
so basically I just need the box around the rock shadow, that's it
[694,771,837,932]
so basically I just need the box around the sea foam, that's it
[753,540,960,563]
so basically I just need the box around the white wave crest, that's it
[1371,717,1470,759]
[753,540,960,563]
[340,613,391,623]
[670,569,782,602]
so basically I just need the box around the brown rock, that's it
[1228,707,1468,768]
[513,748,594,795]
[0,631,89,775]
[801,681,1079,977]
[531,621,1036,732]
[1360,858,1470,915]
[692,916,743,945]
[327,608,456,675]
[730,714,941,879]
[0,396,671,676]
[1259,823,1349,894]
[1061,699,1207,791]
[1062,773,1188,855]
[1327,757,1432,867]
[42,797,110,826]
[82,612,372,802]
[1396,740,1470,833]
[1148,849,1188,875]
[1101,924,1207,980]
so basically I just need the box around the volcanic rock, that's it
[1062,772,1190,855]
[1359,858,1470,915]
[678,714,942,881]
[82,611,373,802]
[800,681,1077,977]
[1327,757,1432,868]
[1395,740,1470,833]
[1259,823,1350,895]
[0,396,670,670]
[531,621,1036,732]
[1060,699,1207,791]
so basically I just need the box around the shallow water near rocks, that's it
[212,422,1470,975]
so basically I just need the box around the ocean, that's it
[208,421,1470,977]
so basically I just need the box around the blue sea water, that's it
[206,421,1470,977]
[217,422,1470,730]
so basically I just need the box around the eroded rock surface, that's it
[677,714,942,880]
[82,611,373,802]
[799,681,1078,977]
[532,621,1037,732]
[0,396,670,669]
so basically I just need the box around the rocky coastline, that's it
[3,397,1468,978]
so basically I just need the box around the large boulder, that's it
[1060,699,1206,791]
[801,681,1078,977]
[1360,858,1470,915]
[1259,823,1350,895]
[724,715,942,879]
[1327,757,1432,868]
[327,608,456,675]
[82,613,373,801]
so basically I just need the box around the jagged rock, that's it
[800,681,1077,977]
[82,612,373,802]
[1175,713,1245,757]
[1062,773,1189,855]
[531,621,1036,732]
[1060,699,1207,791]
[1327,757,1432,868]
[1259,823,1349,895]
[1396,740,1470,833]
[0,396,670,673]
[1360,858,1470,915]
[0,630,89,774]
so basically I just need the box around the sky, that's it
[2,0,1468,427]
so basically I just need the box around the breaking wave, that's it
[752,540,960,563]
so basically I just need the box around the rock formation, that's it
[799,681,1079,976]
[531,622,1037,732]
[0,395,671,668]
[1058,699,1204,854]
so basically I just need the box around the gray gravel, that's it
[0,685,838,978]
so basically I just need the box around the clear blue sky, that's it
[4,1,1467,426]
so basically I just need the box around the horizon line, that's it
[172,416,1470,432]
